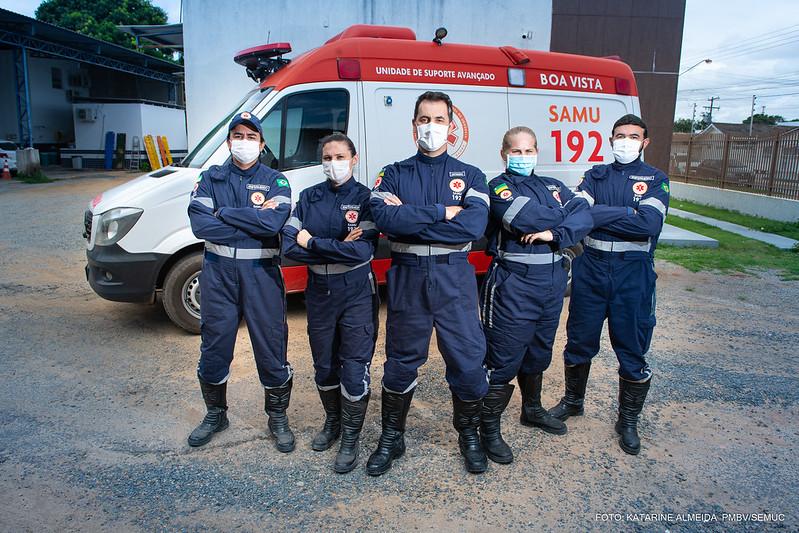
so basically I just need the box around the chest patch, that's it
[499,189,513,200]
[552,190,562,204]
[629,175,655,181]
[246,183,270,191]
[449,178,466,193]
[632,182,649,195]
[344,210,359,224]
[250,191,266,206]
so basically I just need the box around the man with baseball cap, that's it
[187,112,295,452]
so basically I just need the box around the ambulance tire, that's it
[562,243,583,298]
[162,252,203,334]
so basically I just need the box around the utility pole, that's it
[690,102,697,133]
[761,105,766,115]
[704,96,720,125]
[749,95,757,136]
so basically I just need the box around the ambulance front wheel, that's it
[163,252,203,334]
[562,243,583,298]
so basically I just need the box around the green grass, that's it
[656,215,799,280]
[15,170,54,184]
[670,199,799,240]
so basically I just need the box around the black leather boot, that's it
[188,379,229,447]
[518,373,567,435]
[334,392,370,473]
[452,393,488,474]
[548,363,591,421]
[366,387,414,476]
[264,379,295,453]
[615,377,652,455]
[312,387,341,451]
[480,383,514,464]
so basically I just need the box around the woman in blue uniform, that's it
[282,133,379,473]
[479,126,593,464]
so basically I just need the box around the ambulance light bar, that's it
[234,43,292,82]
[337,58,361,80]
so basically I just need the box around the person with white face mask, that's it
[479,127,592,464]
[187,112,295,452]
[550,114,670,457]
[282,133,379,473]
[368,91,491,476]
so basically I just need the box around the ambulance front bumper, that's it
[86,243,169,303]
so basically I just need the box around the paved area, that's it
[0,176,797,531]
[670,208,798,250]
[660,223,719,248]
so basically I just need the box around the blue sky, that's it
[4,0,798,123]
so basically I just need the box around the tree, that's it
[673,118,694,133]
[35,0,174,61]
[741,113,785,126]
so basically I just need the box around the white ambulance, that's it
[84,24,640,333]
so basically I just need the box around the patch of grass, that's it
[656,215,799,280]
[670,199,799,240]
[15,170,54,184]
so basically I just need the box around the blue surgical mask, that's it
[506,154,537,176]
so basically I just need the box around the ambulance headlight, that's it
[95,207,143,246]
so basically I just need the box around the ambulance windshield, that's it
[181,88,272,168]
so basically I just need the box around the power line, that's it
[681,23,799,64]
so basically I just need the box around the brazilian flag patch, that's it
[661,182,670,193]
[276,178,289,187]
[493,183,509,195]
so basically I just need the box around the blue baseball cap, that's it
[228,111,263,138]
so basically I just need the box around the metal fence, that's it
[668,129,799,200]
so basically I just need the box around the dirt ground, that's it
[0,175,796,532]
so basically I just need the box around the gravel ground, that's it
[0,175,797,532]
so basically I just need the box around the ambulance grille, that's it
[83,209,92,241]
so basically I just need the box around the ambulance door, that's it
[509,89,635,188]
[255,82,361,203]
[362,82,509,184]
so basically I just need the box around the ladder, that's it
[128,136,142,172]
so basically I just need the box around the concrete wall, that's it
[0,51,16,142]
[73,103,187,151]
[670,182,799,222]
[183,0,552,149]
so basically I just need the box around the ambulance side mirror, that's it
[433,27,448,46]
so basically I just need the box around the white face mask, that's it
[322,159,352,185]
[416,123,449,152]
[230,139,261,165]
[612,138,643,164]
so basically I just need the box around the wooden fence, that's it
[669,129,799,200]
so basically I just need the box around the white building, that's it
[182,0,552,149]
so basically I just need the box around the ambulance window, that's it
[280,90,349,171]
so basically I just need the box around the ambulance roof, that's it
[257,24,637,96]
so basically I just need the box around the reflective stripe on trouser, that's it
[306,265,379,401]
[197,253,291,387]
[480,259,567,384]
[383,253,489,401]
[563,250,656,382]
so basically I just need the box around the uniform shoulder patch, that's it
[493,183,510,194]
[661,182,670,193]
[276,177,289,188]
[373,168,386,189]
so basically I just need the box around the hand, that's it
[344,227,363,241]
[445,206,463,220]
[297,229,312,248]
[383,194,403,206]
[521,230,554,244]
[261,199,278,210]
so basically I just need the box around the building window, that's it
[51,68,62,89]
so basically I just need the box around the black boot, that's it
[264,379,295,453]
[480,383,514,464]
[334,392,370,473]
[452,393,488,474]
[366,387,414,476]
[188,379,229,447]
[518,373,567,435]
[615,377,652,455]
[312,387,341,451]
[548,363,591,421]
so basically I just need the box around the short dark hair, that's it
[413,91,453,122]
[318,132,356,157]
[612,114,648,138]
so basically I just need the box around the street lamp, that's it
[679,58,712,76]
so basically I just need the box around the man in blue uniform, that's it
[480,126,593,464]
[549,114,669,455]
[367,91,491,475]
[187,112,294,452]
[282,132,379,473]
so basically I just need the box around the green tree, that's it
[741,113,785,125]
[35,0,174,61]
[673,118,694,133]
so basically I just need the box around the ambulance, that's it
[84,24,640,333]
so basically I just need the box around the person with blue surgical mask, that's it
[480,126,592,464]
